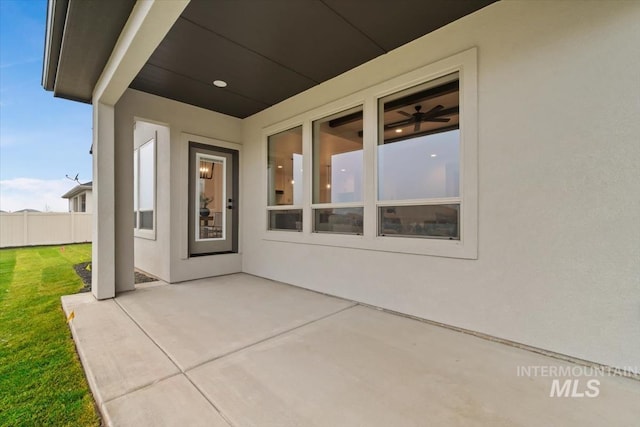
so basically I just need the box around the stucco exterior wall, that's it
[116,89,243,283]
[240,1,640,370]
[133,120,171,280]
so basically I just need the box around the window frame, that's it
[376,72,461,240]
[265,123,305,232]
[262,48,477,259]
[134,136,157,240]
[311,105,365,235]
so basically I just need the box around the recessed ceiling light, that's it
[395,129,403,133]
[430,154,437,158]
[213,80,227,88]
[277,165,283,169]
[340,168,347,172]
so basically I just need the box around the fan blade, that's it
[397,110,412,117]
[424,118,450,123]
[414,121,421,132]
[384,118,413,129]
[425,105,444,115]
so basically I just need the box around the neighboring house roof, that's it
[42,0,496,118]
[14,209,41,213]
[62,182,92,199]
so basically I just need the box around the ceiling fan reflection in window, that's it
[386,104,452,132]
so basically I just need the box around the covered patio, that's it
[62,274,639,426]
[43,0,640,424]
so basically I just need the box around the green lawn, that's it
[0,244,99,426]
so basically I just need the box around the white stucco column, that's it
[89,0,189,299]
[92,101,135,299]
[91,102,116,299]
[114,104,135,293]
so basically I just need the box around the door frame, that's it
[188,141,239,256]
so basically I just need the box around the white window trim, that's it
[262,48,478,259]
[264,122,305,231]
[134,135,157,240]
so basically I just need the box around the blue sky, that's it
[1,0,92,211]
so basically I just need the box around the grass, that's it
[0,244,100,427]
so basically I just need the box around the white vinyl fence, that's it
[0,212,92,248]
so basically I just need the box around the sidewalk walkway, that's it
[62,274,640,426]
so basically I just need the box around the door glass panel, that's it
[196,154,225,241]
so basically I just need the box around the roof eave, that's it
[42,0,69,91]
[61,184,92,199]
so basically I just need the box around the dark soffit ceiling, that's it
[44,0,497,117]
[130,0,497,119]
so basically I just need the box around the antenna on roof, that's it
[65,173,80,183]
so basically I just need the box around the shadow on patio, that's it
[62,274,640,426]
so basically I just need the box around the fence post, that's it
[22,211,28,246]
[71,212,76,243]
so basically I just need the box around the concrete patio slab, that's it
[61,293,180,403]
[103,374,230,427]
[63,274,640,426]
[189,305,640,427]
[115,274,355,370]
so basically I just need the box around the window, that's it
[267,126,303,231]
[80,194,86,212]
[134,138,155,235]
[263,48,477,258]
[312,107,363,234]
[134,148,138,228]
[378,73,460,239]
